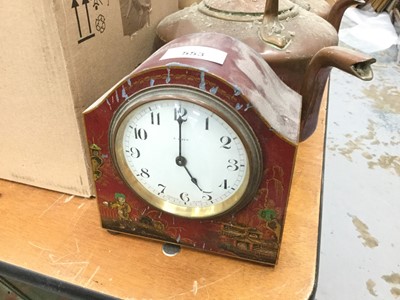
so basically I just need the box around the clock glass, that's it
[110,86,262,218]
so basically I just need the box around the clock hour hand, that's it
[176,156,203,192]
[185,166,203,192]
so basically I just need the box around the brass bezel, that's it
[109,85,263,219]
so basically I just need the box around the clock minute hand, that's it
[175,112,205,192]
[176,114,185,158]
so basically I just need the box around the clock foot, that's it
[162,243,181,257]
[106,230,121,235]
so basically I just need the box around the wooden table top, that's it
[0,103,326,299]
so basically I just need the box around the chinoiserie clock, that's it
[110,86,262,219]
[84,32,302,265]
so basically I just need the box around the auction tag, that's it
[160,46,227,65]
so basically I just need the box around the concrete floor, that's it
[315,11,400,300]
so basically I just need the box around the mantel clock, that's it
[84,32,302,265]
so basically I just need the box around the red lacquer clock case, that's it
[83,32,302,265]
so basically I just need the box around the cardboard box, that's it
[0,0,178,197]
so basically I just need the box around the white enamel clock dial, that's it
[111,86,262,218]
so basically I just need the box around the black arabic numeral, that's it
[151,112,160,125]
[180,192,190,203]
[174,106,188,121]
[220,136,232,149]
[227,159,239,171]
[219,179,229,190]
[128,147,140,158]
[202,193,213,203]
[205,117,209,130]
[158,184,166,195]
[138,168,150,178]
[134,128,148,140]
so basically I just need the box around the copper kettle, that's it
[156,0,375,140]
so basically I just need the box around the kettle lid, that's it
[201,0,295,20]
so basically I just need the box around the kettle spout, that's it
[300,46,376,142]
[327,0,365,31]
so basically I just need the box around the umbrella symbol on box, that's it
[93,0,103,10]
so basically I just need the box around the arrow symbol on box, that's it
[71,0,82,38]
[72,0,95,43]
[82,0,93,34]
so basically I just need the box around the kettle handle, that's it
[260,0,292,48]
[327,0,365,31]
